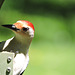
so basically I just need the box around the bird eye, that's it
[22,27,29,31]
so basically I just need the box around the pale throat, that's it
[14,32,33,54]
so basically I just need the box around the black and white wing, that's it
[0,41,6,51]
[0,37,14,51]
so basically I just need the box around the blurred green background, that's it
[0,0,75,75]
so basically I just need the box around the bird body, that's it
[0,20,35,75]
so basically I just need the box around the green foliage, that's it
[0,0,75,75]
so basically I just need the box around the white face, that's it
[12,23,34,38]
[21,26,34,38]
[17,21,34,38]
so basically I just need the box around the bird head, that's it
[2,20,35,38]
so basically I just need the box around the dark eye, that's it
[22,27,29,31]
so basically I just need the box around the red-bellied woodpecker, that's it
[0,20,35,75]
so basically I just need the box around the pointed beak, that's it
[2,25,20,31]
[2,25,13,29]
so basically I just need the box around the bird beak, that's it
[2,25,20,31]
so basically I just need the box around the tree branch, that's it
[0,0,5,8]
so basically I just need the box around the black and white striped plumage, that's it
[0,20,35,75]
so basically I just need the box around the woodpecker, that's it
[0,20,35,75]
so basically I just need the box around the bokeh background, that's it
[0,0,75,75]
